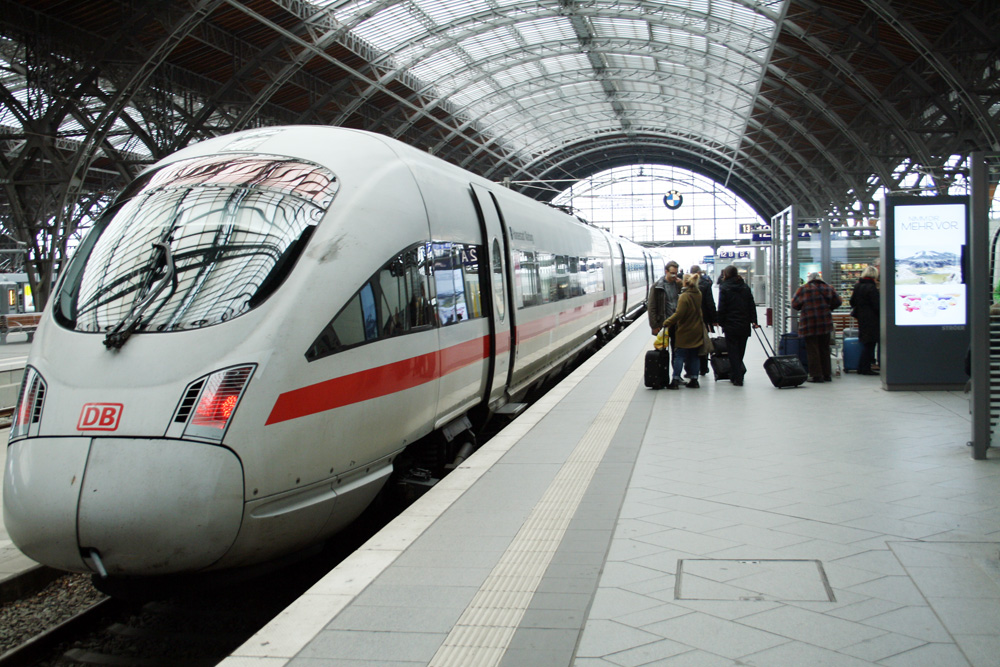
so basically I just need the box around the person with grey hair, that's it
[648,260,681,340]
[791,271,842,382]
[849,266,880,374]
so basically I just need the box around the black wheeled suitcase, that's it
[644,348,670,389]
[754,328,807,388]
[710,351,731,380]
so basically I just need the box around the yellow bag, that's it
[653,329,669,350]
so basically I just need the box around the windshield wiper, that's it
[104,235,178,350]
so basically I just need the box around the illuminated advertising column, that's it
[881,195,969,389]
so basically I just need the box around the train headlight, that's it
[178,365,255,441]
[10,366,46,442]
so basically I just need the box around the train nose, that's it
[4,437,244,575]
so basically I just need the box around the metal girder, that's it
[218,0,526,175]
[1,0,999,311]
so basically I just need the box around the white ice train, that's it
[3,126,662,581]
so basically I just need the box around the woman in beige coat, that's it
[661,273,706,389]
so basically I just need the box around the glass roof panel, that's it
[411,48,470,82]
[323,0,783,159]
[514,16,577,44]
[491,61,548,89]
[591,17,649,41]
[411,0,491,24]
[459,26,522,62]
[542,53,595,74]
[352,3,427,52]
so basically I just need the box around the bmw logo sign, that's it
[663,190,683,210]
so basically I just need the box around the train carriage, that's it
[4,126,654,581]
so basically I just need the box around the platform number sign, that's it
[739,223,755,234]
[663,190,683,210]
[676,224,692,236]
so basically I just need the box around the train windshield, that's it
[54,154,338,341]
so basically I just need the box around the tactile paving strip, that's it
[428,353,645,667]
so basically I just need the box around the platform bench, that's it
[0,312,41,344]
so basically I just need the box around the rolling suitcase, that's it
[644,348,670,389]
[842,336,861,372]
[710,352,731,380]
[755,328,808,388]
[778,332,809,368]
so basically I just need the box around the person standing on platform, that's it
[661,273,706,389]
[648,260,681,343]
[791,271,842,383]
[689,264,718,377]
[716,265,759,386]
[849,266,880,375]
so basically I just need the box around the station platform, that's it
[212,317,999,667]
[0,324,996,664]
[0,337,45,597]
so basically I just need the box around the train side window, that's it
[569,256,582,297]
[433,242,470,326]
[335,283,377,346]
[538,252,555,303]
[491,239,505,322]
[306,244,436,362]
[590,258,606,292]
[460,244,484,319]
[377,245,435,335]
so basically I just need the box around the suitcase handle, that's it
[753,326,777,357]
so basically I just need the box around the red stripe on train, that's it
[265,297,613,424]
[265,337,487,425]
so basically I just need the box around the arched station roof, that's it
[0,0,998,299]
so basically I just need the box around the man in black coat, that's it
[716,265,759,386]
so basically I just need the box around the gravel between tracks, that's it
[0,574,106,654]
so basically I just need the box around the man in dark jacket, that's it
[791,271,843,382]
[689,265,717,376]
[648,260,680,338]
[716,265,758,386]
[849,266,880,375]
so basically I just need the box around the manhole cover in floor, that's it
[676,559,835,602]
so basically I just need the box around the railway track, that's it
[0,485,404,667]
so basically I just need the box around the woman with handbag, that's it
[661,273,706,389]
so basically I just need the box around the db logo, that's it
[77,403,124,431]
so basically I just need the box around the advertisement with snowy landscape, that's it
[894,202,966,326]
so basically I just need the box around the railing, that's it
[0,313,41,344]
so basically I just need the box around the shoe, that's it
[732,380,743,386]
[686,379,700,388]
[666,380,680,390]
[859,370,877,376]
[807,378,823,383]
[823,376,832,382]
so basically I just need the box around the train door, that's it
[616,242,628,319]
[470,184,513,409]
